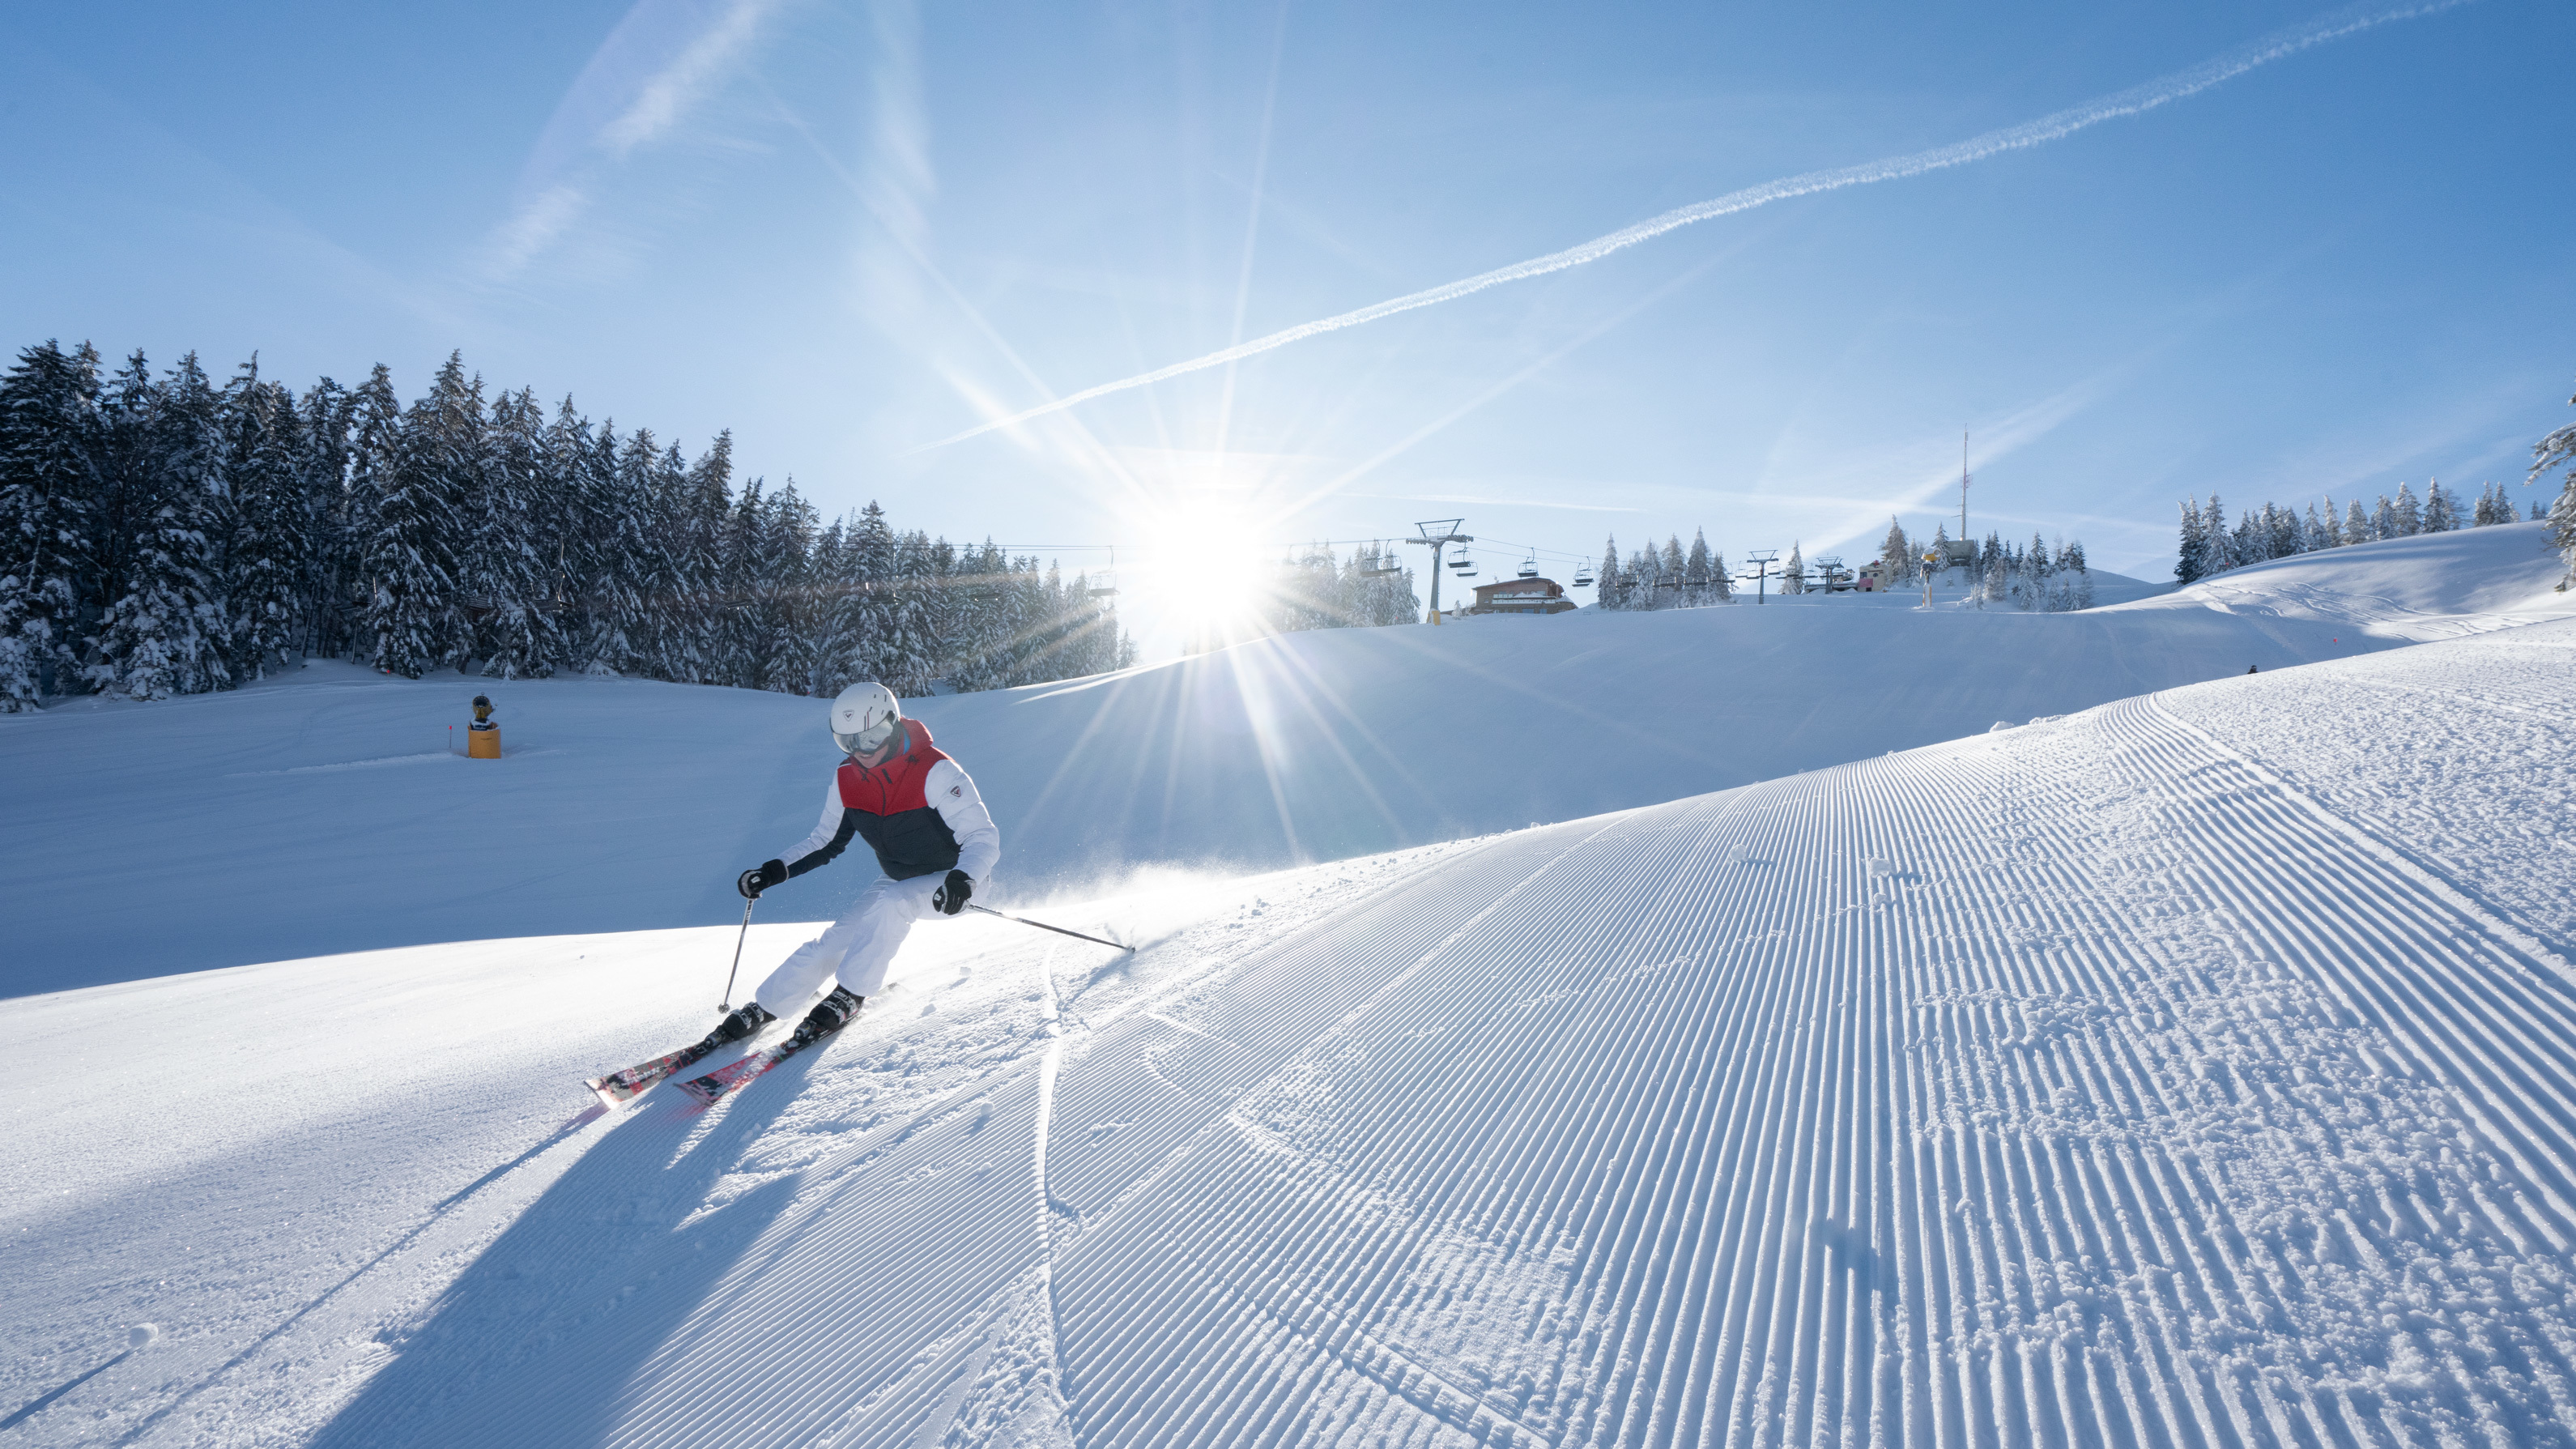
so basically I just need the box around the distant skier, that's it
[702,681,999,1053]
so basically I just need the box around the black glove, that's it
[737,859,788,899]
[932,869,973,915]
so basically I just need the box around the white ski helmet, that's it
[828,681,903,756]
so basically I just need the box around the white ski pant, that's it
[755,872,951,1015]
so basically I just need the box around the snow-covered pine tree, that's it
[2421,478,2457,533]
[296,379,353,658]
[568,415,639,675]
[797,517,851,695]
[1629,545,1663,607]
[2232,509,2263,567]
[2303,503,2333,552]
[2267,503,2301,558]
[85,352,161,644]
[339,365,400,658]
[2344,497,2372,544]
[1878,518,1913,588]
[90,353,232,698]
[2174,498,2205,582]
[762,491,825,693]
[679,433,735,684]
[744,479,814,692]
[1660,535,1685,602]
[2191,497,2225,577]
[1708,549,1731,600]
[466,387,560,678]
[845,501,899,677]
[361,357,473,678]
[2473,481,2506,526]
[1781,542,1805,595]
[2392,482,2422,537]
[2531,387,2576,590]
[0,340,102,707]
[1684,529,1712,604]
[637,438,707,683]
[1596,536,1622,609]
[219,364,310,680]
[603,428,671,676]
[2371,494,2397,542]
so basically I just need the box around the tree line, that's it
[1254,543,1423,636]
[2174,478,2537,584]
[0,341,1134,712]
[1592,520,2092,609]
[1595,530,1733,608]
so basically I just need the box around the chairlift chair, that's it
[1447,550,1475,571]
[1574,567,1595,586]
[1518,552,1539,578]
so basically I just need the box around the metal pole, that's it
[718,897,754,1010]
[968,902,1135,953]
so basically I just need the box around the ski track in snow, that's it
[11,621,2576,1447]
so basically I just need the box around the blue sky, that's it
[4,0,2569,654]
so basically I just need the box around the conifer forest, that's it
[2173,477,2536,584]
[0,342,1139,711]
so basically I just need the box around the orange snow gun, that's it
[467,693,501,759]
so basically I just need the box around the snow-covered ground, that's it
[2110,518,2576,638]
[6,522,2575,1446]
[11,526,2556,993]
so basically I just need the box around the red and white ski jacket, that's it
[781,719,1001,884]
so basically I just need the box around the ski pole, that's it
[718,897,755,1009]
[967,902,1135,953]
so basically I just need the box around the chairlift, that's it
[1574,567,1595,586]
[1361,562,1403,577]
[1446,550,1475,572]
[1518,552,1539,579]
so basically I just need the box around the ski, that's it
[674,1047,784,1106]
[583,1038,726,1110]
[676,1012,850,1106]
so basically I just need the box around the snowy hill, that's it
[11,531,2552,993]
[2110,518,2574,637]
[7,615,2574,1447]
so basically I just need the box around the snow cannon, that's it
[467,693,500,759]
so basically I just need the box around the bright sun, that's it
[1124,501,1273,650]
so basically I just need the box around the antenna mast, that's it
[1960,429,1971,545]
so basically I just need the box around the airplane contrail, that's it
[920,0,2467,451]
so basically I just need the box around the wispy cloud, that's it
[480,0,783,280]
[920,0,2472,450]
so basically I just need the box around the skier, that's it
[701,681,999,1055]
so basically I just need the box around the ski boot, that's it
[785,987,864,1051]
[699,1000,775,1052]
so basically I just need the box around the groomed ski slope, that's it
[7,522,2563,994]
[9,614,2574,1447]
